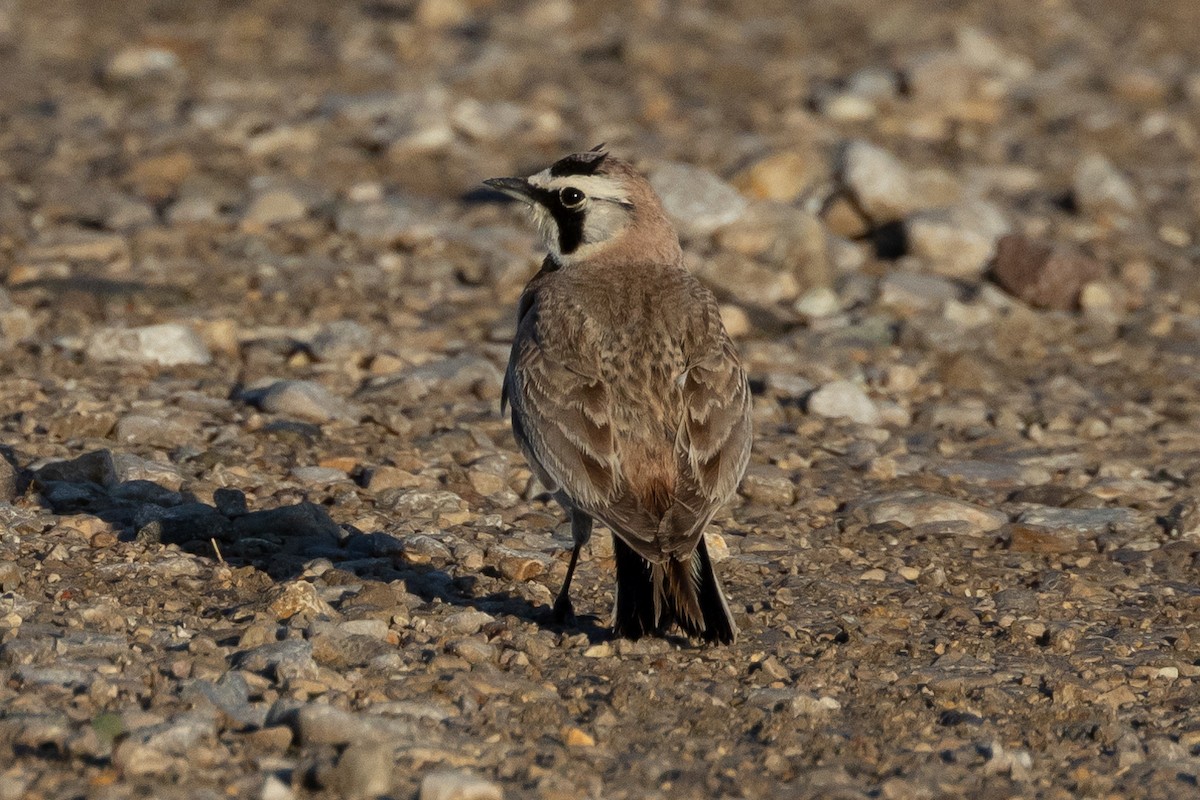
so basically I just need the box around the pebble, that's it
[328,742,395,800]
[1073,153,1138,218]
[243,188,308,228]
[731,149,826,202]
[1016,506,1142,534]
[878,271,961,313]
[851,491,1007,532]
[252,380,361,423]
[739,465,796,507]
[308,320,373,362]
[86,324,213,366]
[907,199,1010,278]
[267,581,338,621]
[649,161,748,238]
[234,640,320,683]
[105,46,184,84]
[114,412,196,448]
[807,380,882,426]
[990,234,1103,310]
[290,466,350,485]
[841,140,917,222]
[0,561,22,592]
[260,776,295,800]
[0,458,17,501]
[420,770,503,800]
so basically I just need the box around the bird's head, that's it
[484,146,681,267]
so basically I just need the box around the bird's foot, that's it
[551,595,575,624]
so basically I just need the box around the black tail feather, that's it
[612,535,664,640]
[692,536,738,644]
[612,535,737,645]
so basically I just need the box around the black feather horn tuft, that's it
[549,147,609,177]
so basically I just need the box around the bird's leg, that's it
[552,511,592,623]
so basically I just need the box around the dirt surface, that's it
[2,1,1200,798]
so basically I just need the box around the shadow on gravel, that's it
[21,448,602,636]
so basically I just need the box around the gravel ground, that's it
[2,1,1200,798]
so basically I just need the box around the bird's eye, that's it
[560,187,585,208]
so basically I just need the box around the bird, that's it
[483,146,752,644]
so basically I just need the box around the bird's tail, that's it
[612,535,738,644]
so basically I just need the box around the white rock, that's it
[256,380,361,423]
[1074,153,1138,217]
[420,770,503,800]
[650,162,748,238]
[793,286,840,318]
[808,380,881,426]
[907,199,1010,278]
[841,140,915,222]
[105,46,183,83]
[854,490,1007,532]
[86,324,212,366]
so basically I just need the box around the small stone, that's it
[105,46,183,84]
[878,272,961,313]
[808,380,882,426]
[252,380,361,423]
[329,742,395,800]
[260,775,295,800]
[1073,153,1138,218]
[860,568,887,582]
[234,640,320,683]
[563,727,595,747]
[267,581,339,621]
[704,531,730,562]
[491,546,548,581]
[650,162,748,238]
[243,188,308,228]
[114,412,196,448]
[990,235,1103,311]
[841,140,915,222]
[0,561,23,592]
[290,466,350,485]
[739,465,795,507]
[1017,506,1142,534]
[908,200,1010,279]
[443,610,495,636]
[731,149,825,202]
[86,324,212,366]
[0,458,18,501]
[718,304,751,338]
[420,770,503,800]
[852,491,1006,532]
[308,320,373,363]
[1005,523,1080,554]
[794,286,840,319]
[821,194,871,239]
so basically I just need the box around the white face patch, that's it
[524,169,635,265]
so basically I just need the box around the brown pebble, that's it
[90,531,118,548]
[990,234,1103,311]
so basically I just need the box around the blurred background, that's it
[4,2,1200,799]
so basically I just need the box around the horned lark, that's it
[485,147,751,644]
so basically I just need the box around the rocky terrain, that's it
[1,0,1200,798]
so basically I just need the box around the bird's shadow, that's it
[19,447,617,643]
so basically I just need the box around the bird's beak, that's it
[483,177,536,204]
